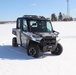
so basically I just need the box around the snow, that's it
[52,21,76,37]
[0,22,76,75]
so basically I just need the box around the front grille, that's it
[40,37,56,46]
[44,39,56,45]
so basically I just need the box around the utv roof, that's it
[19,15,50,20]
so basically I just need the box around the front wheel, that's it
[51,43,63,55]
[27,44,41,58]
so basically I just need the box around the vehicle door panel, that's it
[21,32,29,48]
[16,29,21,44]
[21,19,28,48]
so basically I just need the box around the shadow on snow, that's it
[0,45,57,60]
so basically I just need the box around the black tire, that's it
[27,44,41,58]
[51,43,63,55]
[12,37,18,47]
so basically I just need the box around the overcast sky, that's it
[0,0,76,21]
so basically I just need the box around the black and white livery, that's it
[12,15,63,58]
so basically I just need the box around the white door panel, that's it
[21,32,29,48]
[16,29,21,44]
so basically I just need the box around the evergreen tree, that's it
[58,12,63,21]
[51,13,57,21]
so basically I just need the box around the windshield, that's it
[29,20,53,32]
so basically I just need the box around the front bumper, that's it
[40,36,57,52]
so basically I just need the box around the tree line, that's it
[51,12,73,21]
[0,21,16,24]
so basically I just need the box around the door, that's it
[16,19,21,45]
[21,19,28,48]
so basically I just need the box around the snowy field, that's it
[0,22,76,75]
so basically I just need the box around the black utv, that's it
[12,15,63,58]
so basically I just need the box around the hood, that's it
[35,32,58,38]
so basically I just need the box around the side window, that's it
[23,20,28,31]
[17,19,21,29]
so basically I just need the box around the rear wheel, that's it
[12,37,18,47]
[27,44,41,58]
[51,43,63,55]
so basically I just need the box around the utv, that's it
[12,15,63,58]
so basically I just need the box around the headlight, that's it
[31,34,42,42]
[32,34,40,38]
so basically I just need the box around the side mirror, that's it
[53,30,59,35]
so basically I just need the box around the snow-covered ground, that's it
[0,22,76,75]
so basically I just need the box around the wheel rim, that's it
[29,47,36,56]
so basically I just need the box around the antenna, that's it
[67,0,70,19]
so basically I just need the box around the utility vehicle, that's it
[12,15,63,58]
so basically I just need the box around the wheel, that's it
[12,37,18,47]
[27,44,41,58]
[51,43,63,55]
